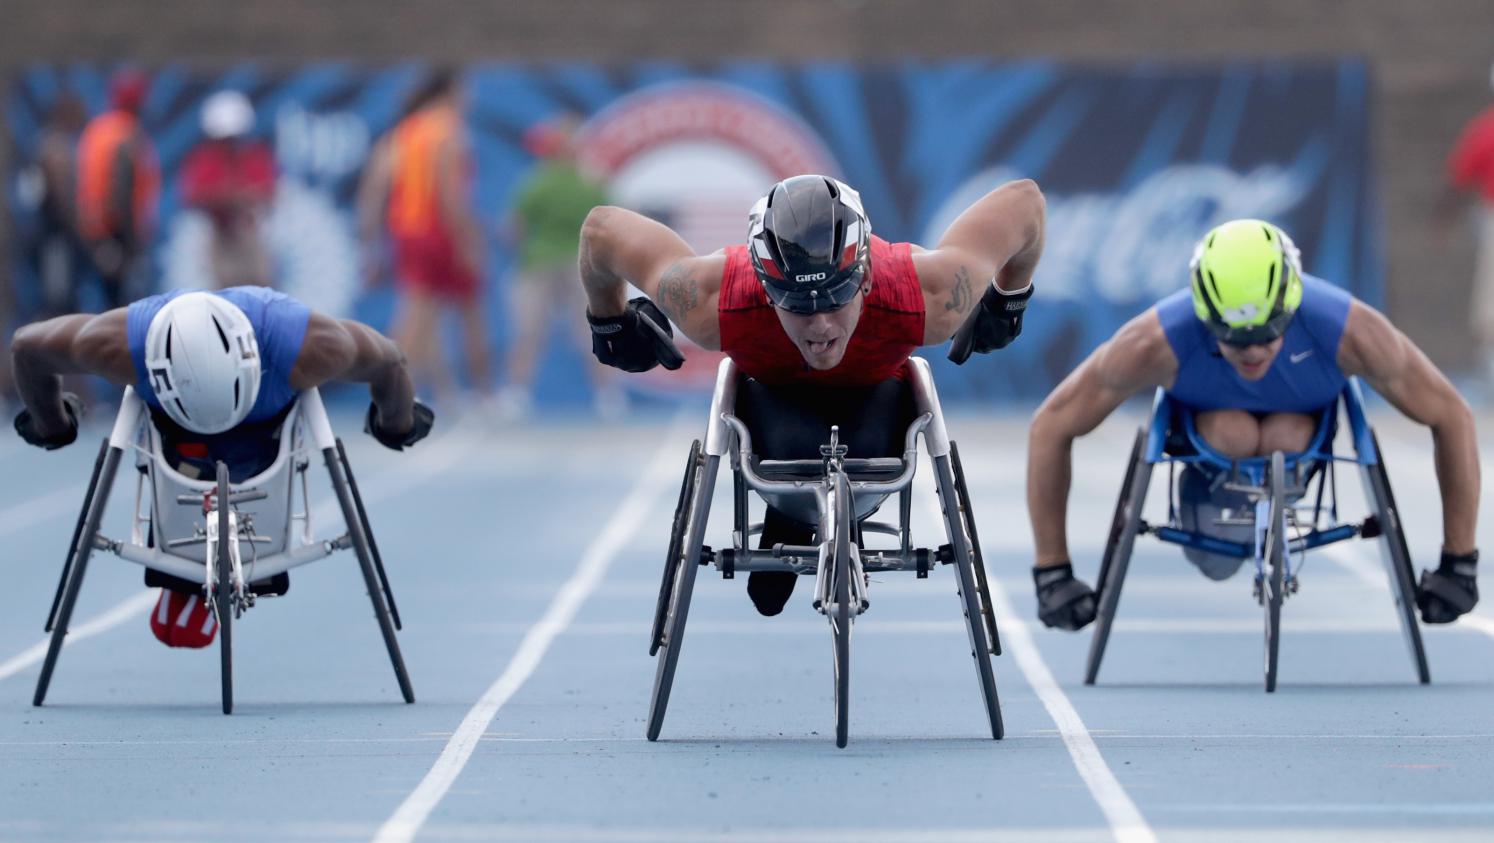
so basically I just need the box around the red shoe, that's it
[150,589,218,648]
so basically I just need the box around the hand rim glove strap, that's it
[947,281,1033,364]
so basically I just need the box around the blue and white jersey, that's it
[1158,274,1352,414]
[126,286,311,427]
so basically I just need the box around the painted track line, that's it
[371,435,679,843]
[920,492,1157,843]
[0,425,479,687]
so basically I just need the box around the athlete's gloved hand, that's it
[948,282,1033,364]
[587,297,685,373]
[365,400,435,451]
[1416,549,1478,624]
[1034,561,1097,631]
[14,393,85,450]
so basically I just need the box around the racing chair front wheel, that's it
[1363,431,1431,684]
[830,471,853,749]
[651,440,701,657]
[934,452,1004,740]
[215,462,235,715]
[1263,452,1286,693]
[1085,428,1152,685]
[647,447,718,741]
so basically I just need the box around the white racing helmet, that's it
[143,293,262,434]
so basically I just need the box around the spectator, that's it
[1441,62,1494,375]
[22,94,88,317]
[358,69,491,405]
[75,69,159,310]
[179,90,277,288]
[497,113,617,419]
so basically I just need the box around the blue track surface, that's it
[1,401,1491,843]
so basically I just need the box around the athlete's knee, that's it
[1196,409,1259,458]
[1258,412,1315,454]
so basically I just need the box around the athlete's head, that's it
[1190,218,1304,380]
[200,90,254,141]
[144,293,262,434]
[109,69,148,115]
[748,175,872,369]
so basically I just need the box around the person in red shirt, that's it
[179,90,277,288]
[1442,63,1494,370]
[579,174,1045,614]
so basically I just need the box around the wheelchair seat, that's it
[753,457,907,482]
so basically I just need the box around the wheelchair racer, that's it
[11,286,435,647]
[1026,219,1480,631]
[578,174,1045,614]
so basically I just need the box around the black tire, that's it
[1264,452,1286,694]
[337,439,401,631]
[937,455,1004,740]
[216,462,235,715]
[950,442,1000,655]
[1084,428,1151,685]
[652,440,701,656]
[47,439,108,632]
[34,446,122,706]
[832,471,852,749]
[647,453,717,742]
[1366,431,1431,684]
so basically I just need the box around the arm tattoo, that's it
[657,263,699,321]
[945,265,973,313]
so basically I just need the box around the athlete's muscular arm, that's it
[11,309,133,437]
[1337,301,1480,554]
[1028,311,1178,567]
[577,205,724,350]
[291,313,416,434]
[914,179,1046,344]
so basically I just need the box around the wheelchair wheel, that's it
[47,439,109,632]
[1084,428,1151,685]
[215,462,234,715]
[1364,431,1431,684]
[950,442,1000,655]
[652,440,701,657]
[935,454,1004,740]
[1263,451,1286,694]
[647,450,718,741]
[831,471,852,749]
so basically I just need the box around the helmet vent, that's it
[1262,225,1274,242]
[164,325,174,360]
[173,398,191,421]
[210,316,230,353]
[1265,262,1277,301]
[1207,233,1216,248]
[233,379,241,410]
[1205,270,1221,302]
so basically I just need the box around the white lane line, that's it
[0,427,476,686]
[0,483,88,542]
[0,590,157,682]
[919,492,1157,843]
[1321,543,1494,643]
[371,437,679,843]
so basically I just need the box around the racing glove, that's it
[948,282,1033,364]
[365,400,435,451]
[588,297,685,373]
[1416,549,1478,624]
[14,392,85,450]
[1034,561,1097,631]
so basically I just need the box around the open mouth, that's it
[806,337,840,355]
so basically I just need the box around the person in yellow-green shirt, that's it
[496,114,619,419]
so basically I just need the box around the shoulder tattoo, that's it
[945,265,973,313]
[657,263,699,320]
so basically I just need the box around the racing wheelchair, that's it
[1085,378,1428,692]
[647,358,1004,748]
[33,386,414,714]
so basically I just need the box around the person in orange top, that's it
[75,69,159,309]
[357,69,491,404]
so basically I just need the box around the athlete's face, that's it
[1216,337,1284,381]
[774,285,869,370]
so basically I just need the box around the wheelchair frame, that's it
[1085,378,1429,692]
[33,387,414,714]
[647,358,1004,747]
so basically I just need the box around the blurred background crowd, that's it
[1,0,1491,418]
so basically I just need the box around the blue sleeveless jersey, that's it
[1158,274,1352,414]
[127,286,311,426]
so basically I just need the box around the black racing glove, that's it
[1416,549,1478,624]
[365,400,435,451]
[588,297,685,373]
[948,282,1033,364]
[14,392,85,450]
[1034,562,1097,631]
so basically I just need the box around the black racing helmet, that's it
[747,175,871,314]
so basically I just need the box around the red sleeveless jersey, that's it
[718,235,925,386]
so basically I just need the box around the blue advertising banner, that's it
[7,60,1378,406]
